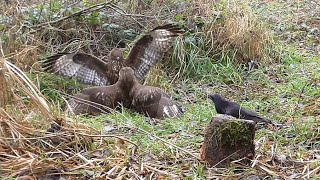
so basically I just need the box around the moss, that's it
[216,120,254,147]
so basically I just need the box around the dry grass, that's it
[0,0,274,84]
[0,1,156,72]
[1,0,308,179]
[0,110,133,178]
[0,57,136,178]
[204,1,272,64]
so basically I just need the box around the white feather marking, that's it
[163,106,170,116]
[163,104,181,118]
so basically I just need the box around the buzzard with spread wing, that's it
[66,67,183,119]
[42,24,183,86]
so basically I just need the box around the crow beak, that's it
[208,95,214,101]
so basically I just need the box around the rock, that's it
[200,114,256,167]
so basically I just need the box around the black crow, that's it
[208,94,272,124]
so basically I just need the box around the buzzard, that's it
[127,67,183,119]
[66,67,183,119]
[42,24,183,86]
[64,67,134,115]
[208,94,272,124]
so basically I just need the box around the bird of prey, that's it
[65,67,183,119]
[42,24,183,86]
[64,67,134,115]
[208,94,272,124]
[127,67,183,119]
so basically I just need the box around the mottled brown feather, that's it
[127,67,183,119]
[125,24,184,81]
[65,67,183,119]
[130,84,183,119]
[65,67,133,115]
[42,24,183,86]
[42,53,111,85]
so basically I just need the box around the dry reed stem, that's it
[0,105,133,178]
[0,58,8,108]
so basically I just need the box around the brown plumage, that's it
[128,67,183,119]
[42,24,183,86]
[64,67,134,115]
[65,67,183,119]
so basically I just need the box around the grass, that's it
[1,0,320,179]
[61,41,319,176]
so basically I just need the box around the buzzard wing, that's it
[132,87,163,107]
[64,92,110,115]
[159,96,184,119]
[132,86,183,119]
[125,24,183,81]
[64,86,119,115]
[42,53,110,86]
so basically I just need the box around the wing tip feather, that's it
[152,23,184,35]
[41,52,75,72]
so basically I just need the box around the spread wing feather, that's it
[41,24,183,86]
[42,53,110,86]
[65,93,109,115]
[132,87,163,107]
[160,97,183,118]
[65,86,118,115]
[132,86,183,119]
[125,24,183,81]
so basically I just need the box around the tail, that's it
[252,116,273,124]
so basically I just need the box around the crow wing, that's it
[240,108,272,123]
[224,102,241,118]
[42,53,110,86]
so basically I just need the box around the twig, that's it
[133,126,202,161]
[311,0,320,7]
[107,4,144,28]
[114,13,154,18]
[0,40,5,57]
[256,161,289,179]
[212,150,240,167]
[144,162,177,170]
[144,164,179,178]
[30,1,113,28]
[302,165,320,178]
[0,132,70,140]
[75,132,138,147]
